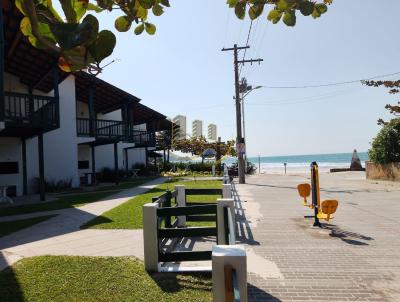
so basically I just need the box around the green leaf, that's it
[299,1,314,16]
[315,3,328,14]
[134,23,145,35]
[15,0,27,15]
[20,17,32,36]
[81,14,99,45]
[277,0,288,11]
[312,7,321,19]
[235,2,246,20]
[138,0,155,9]
[88,30,116,62]
[267,9,282,24]
[283,10,296,26]
[144,22,156,35]
[136,6,148,19]
[227,0,239,8]
[249,4,264,20]
[96,0,113,10]
[152,3,164,16]
[87,3,104,13]
[160,0,170,7]
[115,16,132,32]
[73,0,89,22]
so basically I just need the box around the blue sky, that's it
[93,0,400,157]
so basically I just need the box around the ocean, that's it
[245,152,369,173]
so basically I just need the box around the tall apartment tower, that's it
[208,124,217,141]
[192,120,203,138]
[172,115,187,140]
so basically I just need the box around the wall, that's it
[0,138,22,196]
[127,148,147,168]
[76,101,90,119]
[77,145,92,176]
[366,161,400,182]
[41,76,80,187]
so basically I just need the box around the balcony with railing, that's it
[131,130,156,147]
[1,92,59,137]
[76,118,157,147]
[76,118,126,142]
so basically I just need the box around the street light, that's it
[240,81,262,170]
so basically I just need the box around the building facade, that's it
[172,115,186,140]
[192,120,203,138]
[0,0,171,200]
[208,124,217,141]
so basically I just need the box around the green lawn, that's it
[0,256,212,302]
[0,178,156,217]
[0,215,57,238]
[82,180,222,229]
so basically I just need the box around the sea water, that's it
[243,152,368,173]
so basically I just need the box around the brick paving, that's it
[234,172,400,302]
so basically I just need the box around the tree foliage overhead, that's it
[172,137,236,158]
[362,80,400,125]
[14,0,333,73]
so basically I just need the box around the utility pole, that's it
[222,44,263,184]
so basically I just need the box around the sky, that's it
[92,0,400,157]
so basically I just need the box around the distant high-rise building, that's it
[192,120,203,138]
[208,124,217,141]
[172,115,186,140]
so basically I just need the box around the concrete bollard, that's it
[175,185,186,227]
[143,202,159,272]
[223,184,232,199]
[212,245,247,302]
[217,198,235,245]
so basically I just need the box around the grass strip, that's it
[0,256,212,302]
[82,180,222,229]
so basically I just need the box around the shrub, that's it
[369,118,400,164]
[99,168,126,182]
[33,178,72,192]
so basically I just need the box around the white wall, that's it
[0,138,22,196]
[127,147,147,168]
[41,76,80,187]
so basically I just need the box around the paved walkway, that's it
[234,172,400,302]
[0,177,166,271]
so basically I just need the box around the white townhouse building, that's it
[0,0,171,201]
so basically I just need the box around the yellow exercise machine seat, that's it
[297,183,313,208]
[318,199,338,222]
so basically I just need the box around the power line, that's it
[246,87,360,106]
[239,20,253,76]
[261,71,400,89]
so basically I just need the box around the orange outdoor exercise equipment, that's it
[297,162,339,227]
[297,183,312,208]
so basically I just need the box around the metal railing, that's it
[3,92,59,129]
[132,130,155,146]
[76,118,124,139]
[76,118,155,145]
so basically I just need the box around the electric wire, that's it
[261,71,400,89]
[239,20,253,76]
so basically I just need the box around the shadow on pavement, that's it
[231,182,260,246]
[248,283,282,302]
[324,224,374,246]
